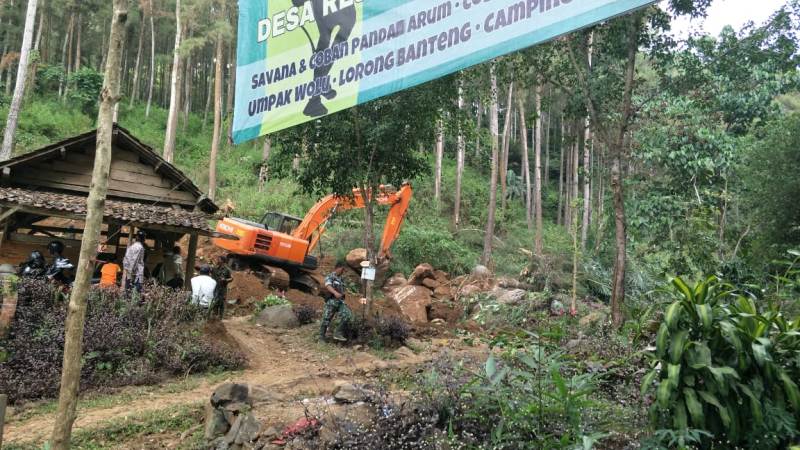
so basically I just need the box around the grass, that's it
[9,369,240,424]
[4,403,206,450]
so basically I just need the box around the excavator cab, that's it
[261,212,302,235]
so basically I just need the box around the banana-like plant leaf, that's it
[657,379,673,409]
[670,330,689,364]
[665,301,683,330]
[752,342,772,367]
[656,323,670,358]
[671,277,694,302]
[485,355,496,379]
[673,398,688,430]
[687,342,712,369]
[641,369,658,396]
[683,388,705,428]
[698,390,731,428]
[696,304,713,331]
[779,370,800,411]
[694,276,716,304]
[720,321,743,352]
[737,383,763,424]
[668,364,681,388]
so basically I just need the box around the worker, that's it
[191,265,217,310]
[211,255,233,320]
[18,251,47,278]
[98,256,121,289]
[162,245,184,289]
[320,261,352,342]
[122,231,146,293]
[45,240,75,286]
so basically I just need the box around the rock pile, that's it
[204,383,283,449]
[383,264,460,325]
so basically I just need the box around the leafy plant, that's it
[642,275,800,449]
[254,294,289,312]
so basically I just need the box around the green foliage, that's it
[643,276,800,449]
[255,294,289,312]
[67,67,105,115]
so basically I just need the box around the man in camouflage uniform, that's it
[320,261,352,342]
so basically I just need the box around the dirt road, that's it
[5,317,479,446]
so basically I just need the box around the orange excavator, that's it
[213,183,412,291]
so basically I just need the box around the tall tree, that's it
[580,33,595,251]
[433,118,443,206]
[145,0,155,117]
[499,81,513,210]
[454,79,465,227]
[481,63,500,266]
[533,82,544,256]
[129,6,145,107]
[208,4,223,202]
[49,0,128,447]
[518,95,532,230]
[163,0,182,162]
[0,0,38,161]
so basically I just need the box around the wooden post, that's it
[0,393,6,448]
[184,233,198,290]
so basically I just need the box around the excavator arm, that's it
[292,183,413,259]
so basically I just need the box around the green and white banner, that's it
[233,0,654,144]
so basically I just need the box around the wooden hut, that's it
[0,124,231,285]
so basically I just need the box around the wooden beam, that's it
[0,207,19,224]
[185,233,198,290]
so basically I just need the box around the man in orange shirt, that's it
[98,256,121,288]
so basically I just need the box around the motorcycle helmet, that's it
[48,240,65,256]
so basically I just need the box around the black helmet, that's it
[30,250,44,261]
[136,230,146,242]
[48,241,65,255]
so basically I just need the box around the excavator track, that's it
[261,265,291,291]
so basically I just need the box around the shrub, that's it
[375,316,410,345]
[0,279,245,404]
[293,305,317,325]
[255,294,289,313]
[642,276,800,449]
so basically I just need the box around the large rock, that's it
[458,284,482,299]
[345,248,368,270]
[421,278,440,290]
[429,301,461,323]
[333,382,376,404]
[470,265,492,280]
[204,402,230,440]
[255,305,300,329]
[490,288,527,305]
[211,383,251,408]
[408,263,435,285]
[433,285,452,300]
[433,269,450,284]
[382,273,407,292]
[389,285,432,324]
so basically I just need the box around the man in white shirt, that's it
[191,265,217,309]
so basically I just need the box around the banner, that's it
[233,0,654,144]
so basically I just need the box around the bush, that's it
[375,316,410,345]
[293,305,317,325]
[642,276,800,449]
[0,279,245,404]
[255,294,289,313]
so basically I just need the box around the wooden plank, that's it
[114,149,144,163]
[110,168,174,189]
[31,161,92,177]
[11,177,197,205]
[0,207,18,224]
[111,159,160,176]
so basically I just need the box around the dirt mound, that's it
[286,289,325,312]
[227,272,271,313]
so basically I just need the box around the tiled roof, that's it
[0,187,214,233]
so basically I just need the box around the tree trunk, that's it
[129,9,144,107]
[500,82,513,210]
[433,118,443,207]
[533,82,544,256]
[481,64,499,266]
[49,1,127,447]
[72,12,81,72]
[544,96,551,186]
[0,0,38,162]
[203,71,212,129]
[581,125,592,251]
[258,136,271,192]
[225,41,236,144]
[594,145,605,254]
[182,36,192,132]
[572,122,581,237]
[557,120,564,227]
[145,11,155,117]
[454,80,465,227]
[518,96,532,230]
[474,101,482,158]
[163,0,182,163]
[58,12,73,98]
[209,30,224,201]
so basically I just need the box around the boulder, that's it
[428,301,461,323]
[333,382,376,404]
[256,305,300,329]
[234,413,262,445]
[383,273,407,292]
[550,299,566,316]
[422,278,440,290]
[433,269,450,284]
[458,284,482,299]
[433,285,452,300]
[408,263,435,285]
[345,248,368,270]
[389,285,432,324]
[490,288,527,305]
[211,383,251,408]
[470,265,492,280]
[204,402,230,440]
